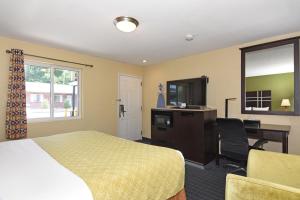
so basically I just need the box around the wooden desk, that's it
[245,124,291,153]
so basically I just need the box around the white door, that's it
[118,75,142,140]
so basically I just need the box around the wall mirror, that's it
[241,37,300,115]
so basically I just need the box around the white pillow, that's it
[252,107,269,111]
[245,107,252,111]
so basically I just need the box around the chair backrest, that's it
[216,118,249,161]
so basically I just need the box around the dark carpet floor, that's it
[136,139,244,200]
[185,160,246,200]
[185,161,226,200]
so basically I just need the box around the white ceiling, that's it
[0,0,300,65]
[245,44,294,77]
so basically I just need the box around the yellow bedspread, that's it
[34,131,185,200]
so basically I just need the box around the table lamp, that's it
[281,99,291,111]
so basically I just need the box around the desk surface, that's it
[245,123,291,133]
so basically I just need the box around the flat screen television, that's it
[166,76,208,107]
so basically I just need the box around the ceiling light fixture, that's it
[114,16,139,33]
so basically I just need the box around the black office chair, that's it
[216,118,267,173]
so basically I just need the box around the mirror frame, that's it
[241,37,300,116]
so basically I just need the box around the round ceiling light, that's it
[113,16,139,33]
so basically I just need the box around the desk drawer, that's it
[247,130,263,139]
[263,130,283,142]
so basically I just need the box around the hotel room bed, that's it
[0,131,185,200]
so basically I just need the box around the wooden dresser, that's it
[151,108,217,165]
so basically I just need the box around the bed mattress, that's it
[0,131,185,200]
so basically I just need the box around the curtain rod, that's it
[5,50,93,68]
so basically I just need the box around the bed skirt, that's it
[168,189,186,200]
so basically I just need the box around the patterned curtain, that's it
[5,49,27,139]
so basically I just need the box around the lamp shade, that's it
[281,99,291,107]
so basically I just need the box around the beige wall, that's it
[143,32,300,155]
[0,36,143,141]
[2,32,300,154]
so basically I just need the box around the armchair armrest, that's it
[226,174,300,200]
[247,150,300,188]
[251,139,268,149]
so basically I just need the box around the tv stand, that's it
[151,107,217,165]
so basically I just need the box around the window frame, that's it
[25,60,82,123]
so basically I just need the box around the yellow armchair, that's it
[225,150,300,200]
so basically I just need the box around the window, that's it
[30,94,43,103]
[25,61,81,121]
[54,95,63,103]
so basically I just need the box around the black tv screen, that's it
[166,77,208,106]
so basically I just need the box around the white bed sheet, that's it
[0,139,93,200]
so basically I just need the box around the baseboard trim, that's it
[142,137,151,142]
